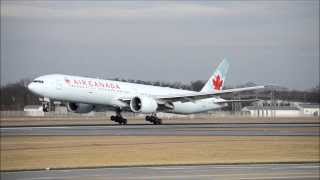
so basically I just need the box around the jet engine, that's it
[67,102,94,113]
[130,96,158,113]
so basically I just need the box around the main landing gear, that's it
[145,114,162,125]
[110,108,127,125]
[110,109,162,125]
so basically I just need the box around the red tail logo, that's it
[212,74,223,90]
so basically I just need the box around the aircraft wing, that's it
[155,86,265,102]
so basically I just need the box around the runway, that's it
[1,163,319,180]
[1,123,319,136]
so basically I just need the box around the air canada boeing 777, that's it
[28,59,264,125]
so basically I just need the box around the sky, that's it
[1,1,319,90]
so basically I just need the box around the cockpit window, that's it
[33,80,44,83]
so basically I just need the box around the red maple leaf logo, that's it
[212,74,223,90]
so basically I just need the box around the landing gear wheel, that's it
[110,108,128,125]
[145,115,162,125]
[153,118,162,125]
[121,118,127,125]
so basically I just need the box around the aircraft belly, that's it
[172,100,221,114]
[53,87,112,105]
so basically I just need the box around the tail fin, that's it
[200,58,229,93]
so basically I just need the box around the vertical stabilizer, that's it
[200,59,229,93]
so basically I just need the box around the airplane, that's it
[28,59,264,125]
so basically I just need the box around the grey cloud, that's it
[1,1,319,90]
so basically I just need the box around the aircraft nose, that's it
[28,83,35,92]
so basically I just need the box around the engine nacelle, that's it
[130,96,158,113]
[67,102,94,113]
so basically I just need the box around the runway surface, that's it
[1,123,319,136]
[2,163,319,180]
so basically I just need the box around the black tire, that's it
[111,116,115,121]
[150,117,156,124]
[153,118,159,125]
[122,119,127,125]
[145,116,150,121]
[152,118,162,125]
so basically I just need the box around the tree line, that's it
[0,79,319,110]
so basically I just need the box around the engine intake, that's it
[130,96,158,113]
[67,102,94,113]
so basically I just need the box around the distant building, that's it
[297,104,320,116]
[242,100,320,117]
[242,106,300,117]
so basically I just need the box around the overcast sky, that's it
[1,1,319,90]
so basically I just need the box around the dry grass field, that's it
[1,136,319,171]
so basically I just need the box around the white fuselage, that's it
[28,74,227,114]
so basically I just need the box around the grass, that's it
[1,136,319,171]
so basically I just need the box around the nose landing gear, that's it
[40,97,51,112]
